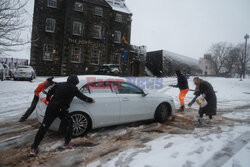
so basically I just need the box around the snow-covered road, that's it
[0,76,250,167]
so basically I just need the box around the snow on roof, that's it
[162,50,199,67]
[105,0,132,14]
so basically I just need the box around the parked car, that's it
[14,66,36,81]
[2,64,11,79]
[36,75,175,137]
[0,63,5,81]
[95,64,121,76]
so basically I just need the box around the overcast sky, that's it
[10,0,250,60]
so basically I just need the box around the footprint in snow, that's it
[187,146,204,155]
[164,142,174,149]
[171,152,179,158]
[182,160,195,167]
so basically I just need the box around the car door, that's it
[115,82,152,123]
[79,81,121,128]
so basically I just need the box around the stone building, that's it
[199,54,216,76]
[30,0,145,76]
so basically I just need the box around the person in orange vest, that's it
[19,77,55,122]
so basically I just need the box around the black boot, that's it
[19,116,26,122]
[178,106,185,112]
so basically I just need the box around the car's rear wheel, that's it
[154,103,172,123]
[70,111,91,137]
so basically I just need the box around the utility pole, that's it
[244,34,249,78]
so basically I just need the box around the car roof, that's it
[77,75,127,87]
[17,66,32,68]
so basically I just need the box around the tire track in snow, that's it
[202,131,250,167]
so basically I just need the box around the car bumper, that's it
[36,97,61,131]
[14,73,32,79]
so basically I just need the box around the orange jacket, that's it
[34,81,49,97]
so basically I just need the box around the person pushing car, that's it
[30,75,95,156]
[19,77,55,122]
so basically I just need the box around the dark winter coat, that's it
[192,80,217,116]
[46,79,93,110]
[177,74,189,90]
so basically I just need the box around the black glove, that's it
[86,97,95,103]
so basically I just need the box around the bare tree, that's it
[224,47,240,76]
[209,42,231,75]
[0,0,28,56]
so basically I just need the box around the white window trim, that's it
[114,31,121,43]
[47,0,57,8]
[71,46,81,63]
[91,50,100,65]
[45,18,56,33]
[74,2,83,12]
[43,44,54,61]
[95,7,103,17]
[73,21,83,36]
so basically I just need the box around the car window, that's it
[116,82,143,94]
[80,81,114,94]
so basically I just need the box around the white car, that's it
[14,66,36,81]
[36,76,175,137]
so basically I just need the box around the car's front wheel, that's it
[154,103,172,123]
[70,111,91,137]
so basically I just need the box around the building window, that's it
[73,21,83,36]
[93,25,102,39]
[91,50,100,65]
[45,18,56,33]
[74,2,83,12]
[71,46,81,63]
[47,0,57,8]
[113,53,121,64]
[43,44,54,61]
[114,31,121,43]
[95,7,103,17]
[115,13,122,22]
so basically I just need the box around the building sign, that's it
[68,38,106,48]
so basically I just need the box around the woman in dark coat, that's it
[188,77,217,125]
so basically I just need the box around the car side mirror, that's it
[142,90,148,97]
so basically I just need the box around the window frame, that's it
[95,7,103,17]
[115,13,123,23]
[47,0,57,8]
[71,46,81,63]
[81,81,115,94]
[90,49,100,65]
[114,31,121,43]
[93,25,102,39]
[113,53,121,65]
[45,18,56,33]
[73,21,83,36]
[74,2,83,12]
[43,44,54,61]
[115,82,144,95]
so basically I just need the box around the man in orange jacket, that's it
[19,77,55,122]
